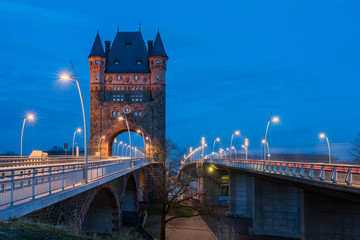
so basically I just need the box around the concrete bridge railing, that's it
[0,157,147,209]
[191,158,360,188]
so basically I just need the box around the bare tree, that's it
[349,133,360,163]
[147,139,216,240]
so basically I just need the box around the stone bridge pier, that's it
[227,171,360,239]
[23,167,153,234]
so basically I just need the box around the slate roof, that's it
[105,32,151,73]
[88,33,105,57]
[149,32,168,58]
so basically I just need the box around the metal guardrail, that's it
[192,159,360,188]
[0,157,148,208]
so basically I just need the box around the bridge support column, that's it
[249,178,302,239]
[227,172,253,218]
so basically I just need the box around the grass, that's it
[0,219,143,240]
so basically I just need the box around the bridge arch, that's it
[100,120,150,157]
[77,183,120,233]
[122,173,139,226]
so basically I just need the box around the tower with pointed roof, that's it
[88,30,168,156]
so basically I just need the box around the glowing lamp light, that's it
[76,128,81,133]
[120,141,123,144]
[231,146,235,149]
[235,130,240,135]
[272,116,280,123]
[208,166,214,173]
[27,114,35,121]
[261,139,266,144]
[137,130,141,133]
[319,133,326,139]
[216,138,220,142]
[118,116,124,121]
[60,73,71,80]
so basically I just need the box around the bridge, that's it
[0,156,151,233]
[182,158,360,239]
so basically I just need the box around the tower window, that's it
[163,60,165,64]
[117,112,120,116]
[113,87,116,90]
[125,42,131,47]
[117,75,121,80]
[156,60,159,64]
[140,87,142,91]
[112,111,116,116]
[134,112,138,116]
[157,74,159,80]
[95,61,98,65]
[134,75,139,80]
[96,74,98,80]
[121,87,123,91]
[139,112,142,116]
[132,87,135,91]
[151,61,153,65]
[114,60,120,64]
[90,62,92,66]
[101,60,104,65]
[136,60,142,64]
[136,87,138,91]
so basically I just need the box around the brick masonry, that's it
[22,167,155,233]
[88,41,167,157]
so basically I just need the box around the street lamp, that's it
[263,113,279,160]
[20,113,35,156]
[320,133,331,164]
[117,141,123,156]
[72,128,81,156]
[119,114,132,165]
[60,62,88,183]
[213,138,220,154]
[231,146,237,159]
[262,139,270,160]
[230,130,240,161]
[242,138,249,160]
[137,129,146,155]
[122,143,127,156]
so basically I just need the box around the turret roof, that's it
[149,32,168,58]
[106,31,150,73]
[88,33,105,57]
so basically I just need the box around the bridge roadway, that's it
[0,156,149,221]
[184,158,360,239]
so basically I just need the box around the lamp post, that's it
[320,133,331,164]
[72,128,81,156]
[231,146,237,159]
[213,138,220,154]
[117,141,123,156]
[263,113,279,161]
[119,111,132,165]
[20,113,35,157]
[137,129,146,154]
[230,130,240,161]
[122,143,127,156]
[242,138,249,160]
[60,63,88,183]
[262,139,270,160]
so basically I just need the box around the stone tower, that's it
[88,30,168,156]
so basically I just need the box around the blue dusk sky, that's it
[0,0,359,160]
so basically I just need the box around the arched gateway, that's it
[88,30,168,156]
